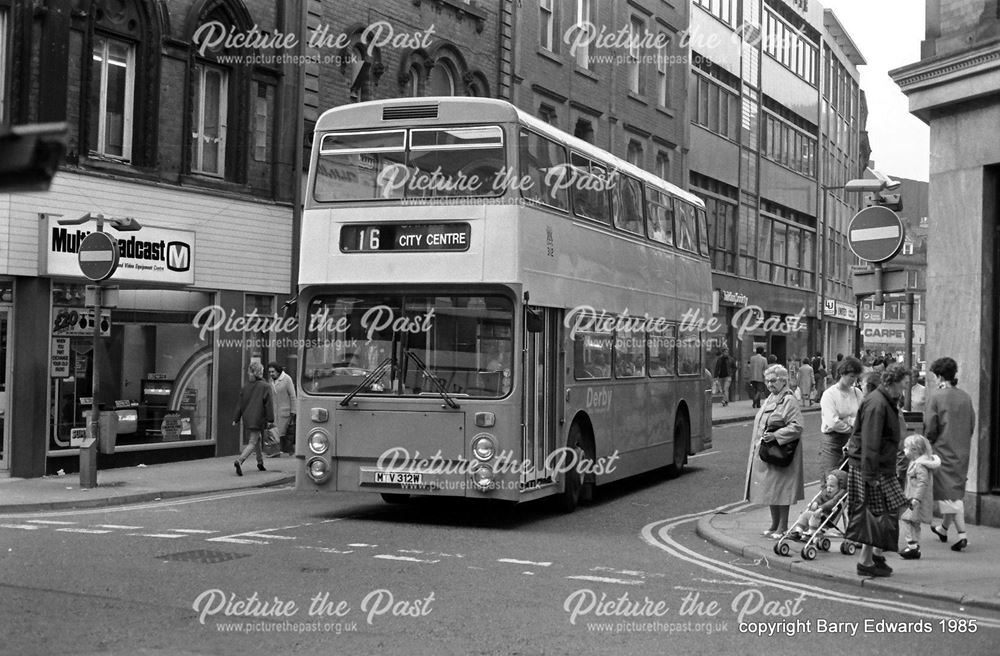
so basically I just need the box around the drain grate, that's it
[157,549,250,564]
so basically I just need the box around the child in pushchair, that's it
[788,469,847,541]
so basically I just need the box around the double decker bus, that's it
[295,97,712,511]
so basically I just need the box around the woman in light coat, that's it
[744,364,804,538]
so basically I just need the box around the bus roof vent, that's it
[382,104,438,121]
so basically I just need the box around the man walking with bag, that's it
[232,362,275,476]
[268,361,297,457]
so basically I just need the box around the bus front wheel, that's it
[669,413,690,479]
[556,423,587,513]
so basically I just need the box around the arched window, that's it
[85,0,161,165]
[406,64,422,97]
[428,61,456,96]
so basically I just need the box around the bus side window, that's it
[573,332,611,379]
[645,188,673,245]
[674,200,696,252]
[696,207,710,257]
[648,325,677,377]
[613,174,644,235]
[570,154,610,224]
[519,129,569,211]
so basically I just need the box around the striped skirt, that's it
[847,464,906,516]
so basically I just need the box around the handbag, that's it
[758,438,798,467]
[846,503,898,551]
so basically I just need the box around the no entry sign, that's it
[848,206,905,263]
[78,232,119,281]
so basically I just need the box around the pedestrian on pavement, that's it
[268,361,297,456]
[811,351,828,398]
[232,361,275,476]
[748,348,768,409]
[797,357,814,407]
[924,357,976,552]
[713,347,735,406]
[744,364,804,538]
[898,433,942,560]
[845,363,910,577]
[819,356,865,474]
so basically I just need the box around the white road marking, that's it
[0,524,41,530]
[56,528,113,534]
[642,501,1000,628]
[497,558,552,567]
[95,524,143,530]
[374,554,440,564]
[210,538,267,545]
[132,533,186,539]
[566,575,644,586]
[298,546,354,554]
[348,543,377,547]
[168,529,218,534]
[688,450,720,459]
[207,522,310,545]
[591,566,665,579]
[26,519,76,525]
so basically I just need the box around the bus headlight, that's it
[471,464,495,490]
[471,434,496,461]
[308,429,330,455]
[306,457,331,484]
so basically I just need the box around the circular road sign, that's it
[847,205,905,263]
[77,231,119,281]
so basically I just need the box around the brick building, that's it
[0,0,302,477]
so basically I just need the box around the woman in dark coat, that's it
[845,363,909,577]
[924,357,976,551]
[744,365,804,538]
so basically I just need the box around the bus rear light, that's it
[471,464,495,490]
[471,434,496,461]
[307,457,332,483]
[474,412,495,427]
[308,429,331,454]
[310,408,329,423]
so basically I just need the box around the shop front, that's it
[0,279,11,473]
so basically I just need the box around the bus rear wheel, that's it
[668,413,690,479]
[380,493,410,504]
[556,423,587,513]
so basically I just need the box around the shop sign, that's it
[161,414,182,442]
[51,337,70,377]
[861,322,925,345]
[52,307,111,337]
[40,216,195,285]
[835,302,857,322]
[69,427,87,447]
[718,289,748,306]
[862,309,883,322]
[822,299,836,317]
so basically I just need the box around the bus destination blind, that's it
[340,223,471,252]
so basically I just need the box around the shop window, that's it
[191,62,229,177]
[49,284,215,451]
[89,35,136,161]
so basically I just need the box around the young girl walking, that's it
[899,434,942,559]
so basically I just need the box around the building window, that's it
[253,82,270,163]
[428,62,456,96]
[628,16,644,94]
[655,151,670,182]
[694,0,734,26]
[540,0,555,51]
[626,140,643,168]
[406,64,422,96]
[575,0,593,69]
[692,70,739,141]
[762,7,817,85]
[191,63,229,177]
[89,35,136,161]
[656,34,670,107]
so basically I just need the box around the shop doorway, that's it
[0,308,9,471]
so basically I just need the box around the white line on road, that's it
[641,502,1000,628]
[348,543,377,547]
[95,524,144,530]
[26,519,76,525]
[298,546,354,554]
[55,528,113,534]
[566,575,644,586]
[688,450,720,459]
[168,529,218,534]
[497,558,552,567]
[132,533,186,539]
[209,537,269,545]
[0,523,41,530]
[374,554,441,564]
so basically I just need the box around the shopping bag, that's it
[264,426,281,448]
[758,438,798,467]
[846,504,898,551]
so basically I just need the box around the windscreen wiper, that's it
[339,356,393,407]
[405,350,460,409]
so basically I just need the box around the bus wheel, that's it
[668,413,690,479]
[380,493,410,504]
[556,423,587,513]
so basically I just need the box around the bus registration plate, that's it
[374,471,423,485]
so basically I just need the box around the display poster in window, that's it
[161,414,182,441]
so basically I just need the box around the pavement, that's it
[0,399,997,612]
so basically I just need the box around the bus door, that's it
[521,307,562,487]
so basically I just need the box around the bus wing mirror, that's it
[525,307,543,333]
[281,297,298,320]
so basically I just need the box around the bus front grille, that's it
[382,104,438,120]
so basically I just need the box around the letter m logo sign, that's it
[167,242,191,272]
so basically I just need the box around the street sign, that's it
[77,231,119,281]
[852,267,908,297]
[848,206,905,263]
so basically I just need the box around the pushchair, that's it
[773,461,859,561]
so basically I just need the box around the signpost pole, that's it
[83,282,102,488]
[904,291,915,410]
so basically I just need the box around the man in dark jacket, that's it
[713,347,735,406]
[233,361,275,476]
